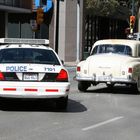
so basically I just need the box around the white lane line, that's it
[82,116,124,131]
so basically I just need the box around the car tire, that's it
[55,96,68,110]
[78,81,90,92]
[131,83,140,95]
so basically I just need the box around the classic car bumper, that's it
[76,75,136,84]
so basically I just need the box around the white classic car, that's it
[76,39,140,93]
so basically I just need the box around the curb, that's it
[64,62,78,67]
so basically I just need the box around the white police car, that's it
[0,38,70,109]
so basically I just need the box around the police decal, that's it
[6,66,27,72]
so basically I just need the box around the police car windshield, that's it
[0,48,60,65]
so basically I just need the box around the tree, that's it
[127,0,140,15]
[86,0,119,16]
[86,0,140,19]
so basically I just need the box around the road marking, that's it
[82,116,124,131]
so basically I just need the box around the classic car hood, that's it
[87,54,132,76]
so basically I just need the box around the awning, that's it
[0,5,31,13]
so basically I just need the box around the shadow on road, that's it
[0,99,87,113]
[87,85,139,95]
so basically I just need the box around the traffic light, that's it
[130,15,135,29]
[36,8,44,25]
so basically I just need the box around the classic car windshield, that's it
[91,44,132,56]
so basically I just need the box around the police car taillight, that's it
[56,69,68,82]
[0,72,4,80]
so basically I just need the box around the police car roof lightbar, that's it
[0,38,49,45]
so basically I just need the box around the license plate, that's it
[98,76,111,81]
[23,73,38,81]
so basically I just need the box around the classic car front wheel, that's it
[78,81,90,92]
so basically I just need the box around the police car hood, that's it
[0,64,62,73]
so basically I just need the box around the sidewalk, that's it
[64,61,78,67]
[64,62,77,75]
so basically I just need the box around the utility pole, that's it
[76,0,80,63]
[138,7,140,32]
[55,0,59,54]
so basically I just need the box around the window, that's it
[0,48,60,65]
[91,44,132,56]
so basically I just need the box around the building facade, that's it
[0,0,33,38]
[50,0,84,62]
[0,0,84,63]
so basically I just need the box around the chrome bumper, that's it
[75,75,136,84]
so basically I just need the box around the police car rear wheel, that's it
[55,96,68,110]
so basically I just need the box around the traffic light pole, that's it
[139,7,140,32]
[55,0,59,54]
[76,0,80,63]
[132,0,134,16]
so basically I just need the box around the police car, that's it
[0,38,70,109]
